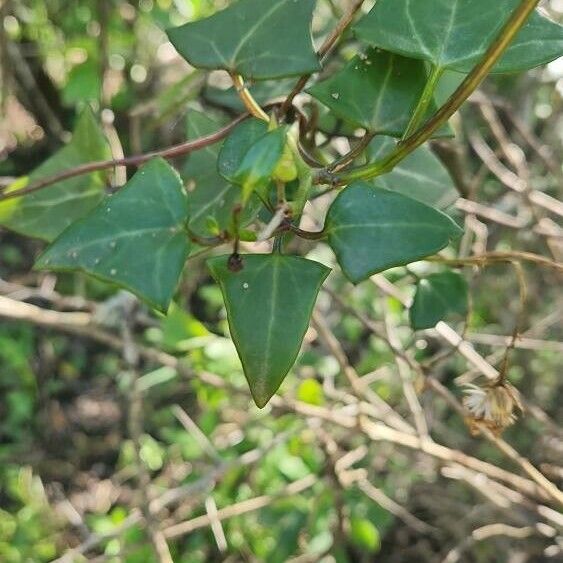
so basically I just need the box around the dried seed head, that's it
[463,379,522,436]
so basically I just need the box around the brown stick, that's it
[0,114,248,202]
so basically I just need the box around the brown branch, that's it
[0,114,248,202]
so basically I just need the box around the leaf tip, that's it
[251,392,273,409]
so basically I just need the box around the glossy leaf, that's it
[367,137,458,209]
[208,254,330,407]
[167,0,320,80]
[218,118,269,182]
[233,128,286,202]
[410,272,469,330]
[35,159,190,312]
[308,49,450,137]
[354,0,563,73]
[0,108,110,242]
[325,182,462,283]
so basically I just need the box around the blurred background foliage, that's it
[0,0,562,561]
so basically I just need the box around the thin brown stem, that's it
[328,131,376,173]
[286,222,326,241]
[0,115,249,202]
[279,0,367,116]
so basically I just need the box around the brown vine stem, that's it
[324,0,541,186]
[279,0,367,116]
[425,251,563,274]
[328,131,376,173]
[0,114,249,202]
[286,222,326,241]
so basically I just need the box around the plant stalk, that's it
[231,73,269,122]
[401,65,444,140]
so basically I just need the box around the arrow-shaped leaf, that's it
[208,254,330,407]
[35,158,190,312]
[0,108,110,241]
[354,0,563,73]
[325,182,462,283]
[167,0,320,80]
[410,272,469,330]
[308,49,451,137]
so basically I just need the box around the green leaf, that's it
[160,302,210,352]
[0,108,110,241]
[62,59,101,105]
[349,518,380,553]
[410,272,469,330]
[367,137,458,209]
[35,158,190,312]
[325,182,462,283]
[167,0,320,80]
[354,0,563,74]
[183,111,243,236]
[308,49,450,138]
[208,254,330,407]
[184,112,263,236]
[233,127,286,202]
[218,118,269,182]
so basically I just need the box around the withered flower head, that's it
[463,378,523,436]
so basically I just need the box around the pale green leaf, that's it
[218,118,269,182]
[233,127,286,202]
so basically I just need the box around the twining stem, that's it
[328,131,376,173]
[279,0,367,116]
[401,65,444,140]
[0,114,249,202]
[323,0,541,186]
[186,226,227,248]
[286,223,325,241]
[231,73,269,122]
